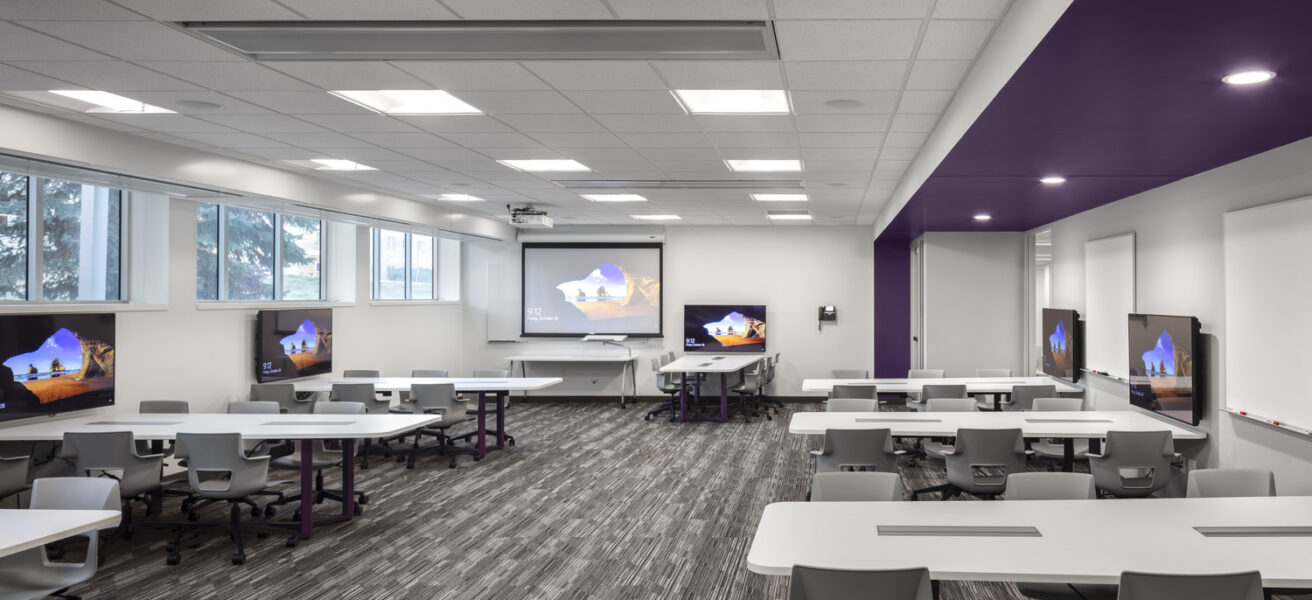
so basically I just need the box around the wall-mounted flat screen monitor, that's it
[522,243,663,337]
[0,313,116,421]
[1041,308,1081,382]
[256,308,333,383]
[684,305,766,353]
[1128,313,1202,426]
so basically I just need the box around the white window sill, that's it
[0,302,168,314]
[368,300,461,307]
[195,301,358,311]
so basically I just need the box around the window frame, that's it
[371,228,445,301]
[198,203,326,303]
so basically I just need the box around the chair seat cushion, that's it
[923,441,954,459]
[1031,439,1089,459]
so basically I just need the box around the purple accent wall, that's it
[872,239,911,378]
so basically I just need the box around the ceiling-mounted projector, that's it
[509,205,553,229]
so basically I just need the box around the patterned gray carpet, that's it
[66,401,1301,600]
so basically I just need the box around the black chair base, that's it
[165,498,291,566]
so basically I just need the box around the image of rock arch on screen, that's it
[522,244,662,336]
[0,313,116,421]
[684,305,766,353]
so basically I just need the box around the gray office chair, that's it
[646,355,685,422]
[1186,469,1276,498]
[912,428,1028,500]
[251,383,310,414]
[0,455,31,508]
[170,432,288,565]
[343,369,380,378]
[61,431,164,539]
[137,400,189,456]
[1001,384,1057,412]
[1030,397,1090,468]
[227,400,280,414]
[811,428,902,475]
[810,472,903,502]
[387,383,478,469]
[730,364,766,423]
[830,384,877,401]
[789,565,932,600]
[1117,571,1264,600]
[1089,431,1176,498]
[974,368,1012,410]
[757,357,783,415]
[399,370,448,403]
[1006,472,1096,500]
[918,398,978,461]
[908,369,945,378]
[907,383,965,412]
[269,401,369,519]
[831,369,869,379]
[0,477,118,600]
[827,397,878,412]
[332,382,385,411]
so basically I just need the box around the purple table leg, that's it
[298,438,313,539]
[477,391,487,458]
[679,372,688,423]
[495,392,506,450]
[341,439,355,517]
[719,373,728,422]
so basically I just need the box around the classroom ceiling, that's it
[876,0,1312,241]
[0,0,1013,227]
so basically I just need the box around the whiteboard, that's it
[486,262,519,342]
[1224,196,1312,430]
[1084,233,1135,378]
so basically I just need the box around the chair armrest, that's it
[1085,453,1104,459]
[893,450,907,456]
[809,450,823,456]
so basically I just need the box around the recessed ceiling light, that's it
[329,90,482,115]
[752,193,808,202]
[175,99,222,111]
[631,214,681,221]
[47,90,174,113]
[582,194,647,202]
[974,214,992,222]
[436,193,483,202]
[1221,70,1276,85]
[824,98,865,109]
[498,159,591,172]
[767,212,812,221]
[311,158,376,171]
[726,159,803,173]
[672,89,791,114]
[1039,176,1067,184]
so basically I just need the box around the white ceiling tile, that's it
[558,147,648,161]
[225,146,320,160]
[884,131,929,147]
[713,147,801,159]
[111,91,274,114]
[774,20,921,60]
[451,91,581,114]
[495,114,607,133]
[397,115,514,133]
[391,62,551,91]
[171,131,286,147]
[0,1,147,19]
[318,147,416,161]
[802,147,882,160]
[0,23,110,60]
[795,114,890,133]
[399,147,491,162]
[275,0,458,19]
[905,60,973,90]
[6,60,201,91]
[0,64,75,90]
[638,147,722,160]
[791,91,899,114]
[198,114,330,133]
[798,132,885,147]
[652,61,783,89]
[260,131,373,147]
[132,132,215,147]
[262,61,431,90]
[693,115,793,133]
[606,0,767,18]
[773,0,929,19]
[137,62,317,91]
[783,61,907,91]
[226,91,375,114]
[917,20,997,60]
[802,159,876,171]
[617,132,712,148]
[889,113,940,132]
[897,90,954,113]
[296,114,420,133]
[707,132,797,148]
[87,114,237,133]
[932,0,1011,19]
[60,113,145,132]
[348,132,457,148]
[562,91,684,114]
[651,160,729,173]
[107,0,302,20]
[527,132,628,148]
[441,132,546,149]
[21,21,243,62]
[878,146,922,160]
[438,0,613,19]
[522,61,666,91]
[592,114,701,132]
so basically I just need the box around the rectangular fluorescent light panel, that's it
[673,90,790,114]
[436,193,483,202]
[49,90,173,113]
[582,194,647,202]
[726,159,803,173]
[498,159,591,172]
[312,159,376,171]
[767,211,812,220]
[329,90,481,115]
[631,214,681,221]
[752,193,808,202]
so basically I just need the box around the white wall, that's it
[462,226,875,398]
[1045,136,1312,493]
[920,232,1025,377]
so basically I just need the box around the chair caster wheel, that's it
[265,505,277,518]
[396,456,406,463]
[406,461,415,469]
[232,553,246,565]
[187,511,199,522]
[166,552,181,566]
[644,415,651,421]
[166,542,177,552]
[353,504,364,516]
[121,529,134,540]
[508,439,516,446]
[314,497,325,505]
[251,507,261,518]
[285,536,299,548]
[257,532,269,539]
[358,494,369,505]
[766,414,773,421]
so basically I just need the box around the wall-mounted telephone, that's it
[818,306,837,330]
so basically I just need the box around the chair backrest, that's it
[1186,469,1276,498]
[30,477,119,511]
[944,428,1027,495]
[830,384,877,400]
[316,401,366,415]
[922,384,966,400]
[139,400,190,414]
[343,369,380,378]
[831,369,869,379]
[251,382,305,414]
[814,429,898,474]
[651,357,664,372]
[411,369,448,378]
[411,383,460,418]
[1005,384,1057,412]
[976,368,1012,377]
[473,369,510,378]
[1116,571,1264,600]
[1032,397,1084,411]
[665,351,676,363]
[174,432,270,499]
[827,398,878,412]
[925,398,978,412]
[1006,472,1096,500]
[61,431,146,472]
[227,400,280,414]
[332,382,378,405]
[1090,430,1175,497]
[907,369,944,379]
[0,455,31,498]
[810,472,903,502]
[789,565,932,600]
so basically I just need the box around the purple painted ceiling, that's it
[877,0,1312,242]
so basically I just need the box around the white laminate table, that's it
[505,355,639,408]
[788,410,1205,471]
[660,355,765,423]
[803,376,1083,410]
[0,413,443,539]
[748,497,1312,588]
[0,509,121,558]
[292,377,562,457]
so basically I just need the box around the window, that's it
[372,228,447,300]
[197,203,323,301]
[0,170,122,302]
